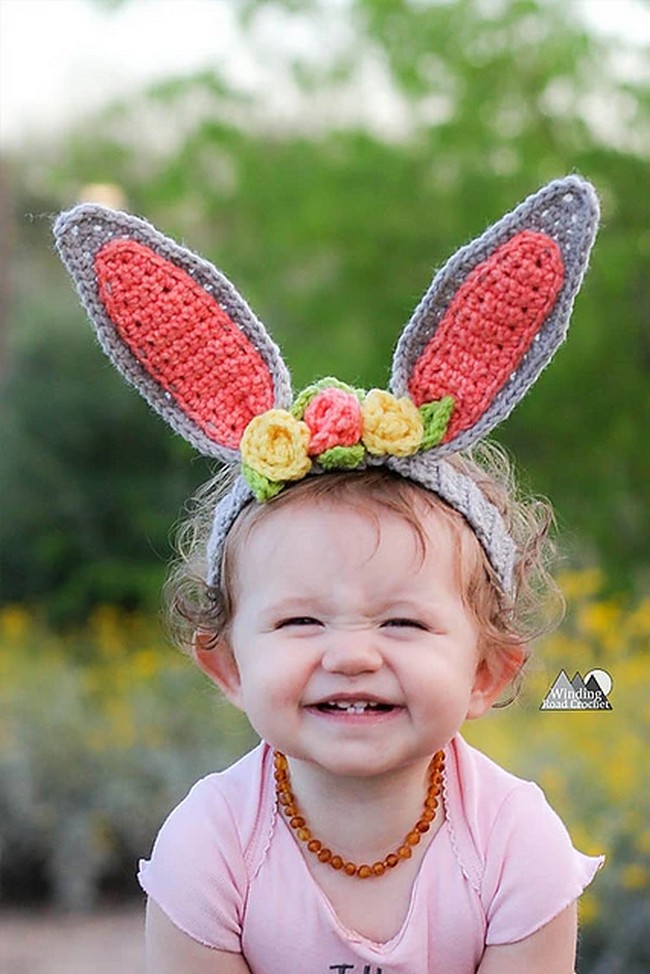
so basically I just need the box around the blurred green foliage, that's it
[2,0,649,620]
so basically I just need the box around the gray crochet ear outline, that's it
[53,204,292,462]
[391,175,600,457]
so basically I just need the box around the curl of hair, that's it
[164,443,563,708]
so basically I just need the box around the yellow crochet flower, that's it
[240,410,312,482]
[361,390,424,457]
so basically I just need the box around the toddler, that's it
[55,175,604,973]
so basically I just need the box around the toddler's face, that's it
[197,498,511,779]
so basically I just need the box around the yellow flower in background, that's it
[578,600,622,641]
[0,605,30,644]
[622,598,650,641]
[558,568,604,601]
[240,409,312,482]
[579,892,600,926]
[361,389,423,456]
[636,829,650,856]
[621,863,648,891]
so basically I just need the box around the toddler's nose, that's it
[320,630,382,675]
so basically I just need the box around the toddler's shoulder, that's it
[445,735,604,946]
[445,734,575,887]
[448,734,543,827]
[187,742,267,808]
[167,742,271,855]
[137,743,273,951]
[140,743,272,893]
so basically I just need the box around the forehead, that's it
[227,494,467,594]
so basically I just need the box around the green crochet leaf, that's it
[317,443,366,471]
[419,396,455,450]
[241,463,285,502]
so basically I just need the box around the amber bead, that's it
[384,853,399,868]
[289,815,305,829]
[415,820,430,834]
[344,862,357,876]
[357,865,373,879]
[317,848,332,863]
[372,862,386,877]
[398,845,412,860]
[406,830,421,846]
[330,856,344,870]
[296,827,311,841]
[274,754,287,770]
[420,808,435,823]
[278,791,293,806]
[307,839,322,853]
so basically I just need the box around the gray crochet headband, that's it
[54,175,599,596]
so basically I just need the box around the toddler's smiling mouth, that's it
[308,697,401,717]
[318,700,394,714]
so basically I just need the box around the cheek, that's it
[234,642,303,701]
[407,650,479,709]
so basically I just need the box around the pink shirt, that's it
[139,736,603,972]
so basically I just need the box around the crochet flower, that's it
[240,409,312,482]
[361,390,424,457]
[303,387,363,456]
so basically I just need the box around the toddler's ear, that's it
[466,645,526,720]
[192,630,244,710]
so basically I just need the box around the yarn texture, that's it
[408,230,564,443]
[303,388,363,455]
[361,390,424,457]
[54,175,600,596]
[238,383,453,501]
[240,411,312,483]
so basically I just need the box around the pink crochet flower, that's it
[303,387,363,456]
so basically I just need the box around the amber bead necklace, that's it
[273,749,445,880]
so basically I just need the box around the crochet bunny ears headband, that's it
[54,175,599,596]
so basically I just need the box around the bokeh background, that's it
[1,1,649,971]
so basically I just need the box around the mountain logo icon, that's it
[540,668,613,711]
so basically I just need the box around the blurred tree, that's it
[2,0,649,618]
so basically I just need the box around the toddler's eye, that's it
[276,616,322,629]
[382,618,429,631]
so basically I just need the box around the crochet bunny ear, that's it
[54,205,292,461]
[391,175,599,456]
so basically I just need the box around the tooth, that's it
[322,700,385,712]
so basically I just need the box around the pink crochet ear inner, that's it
[95,239,275,449]
[408,230,564,443]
